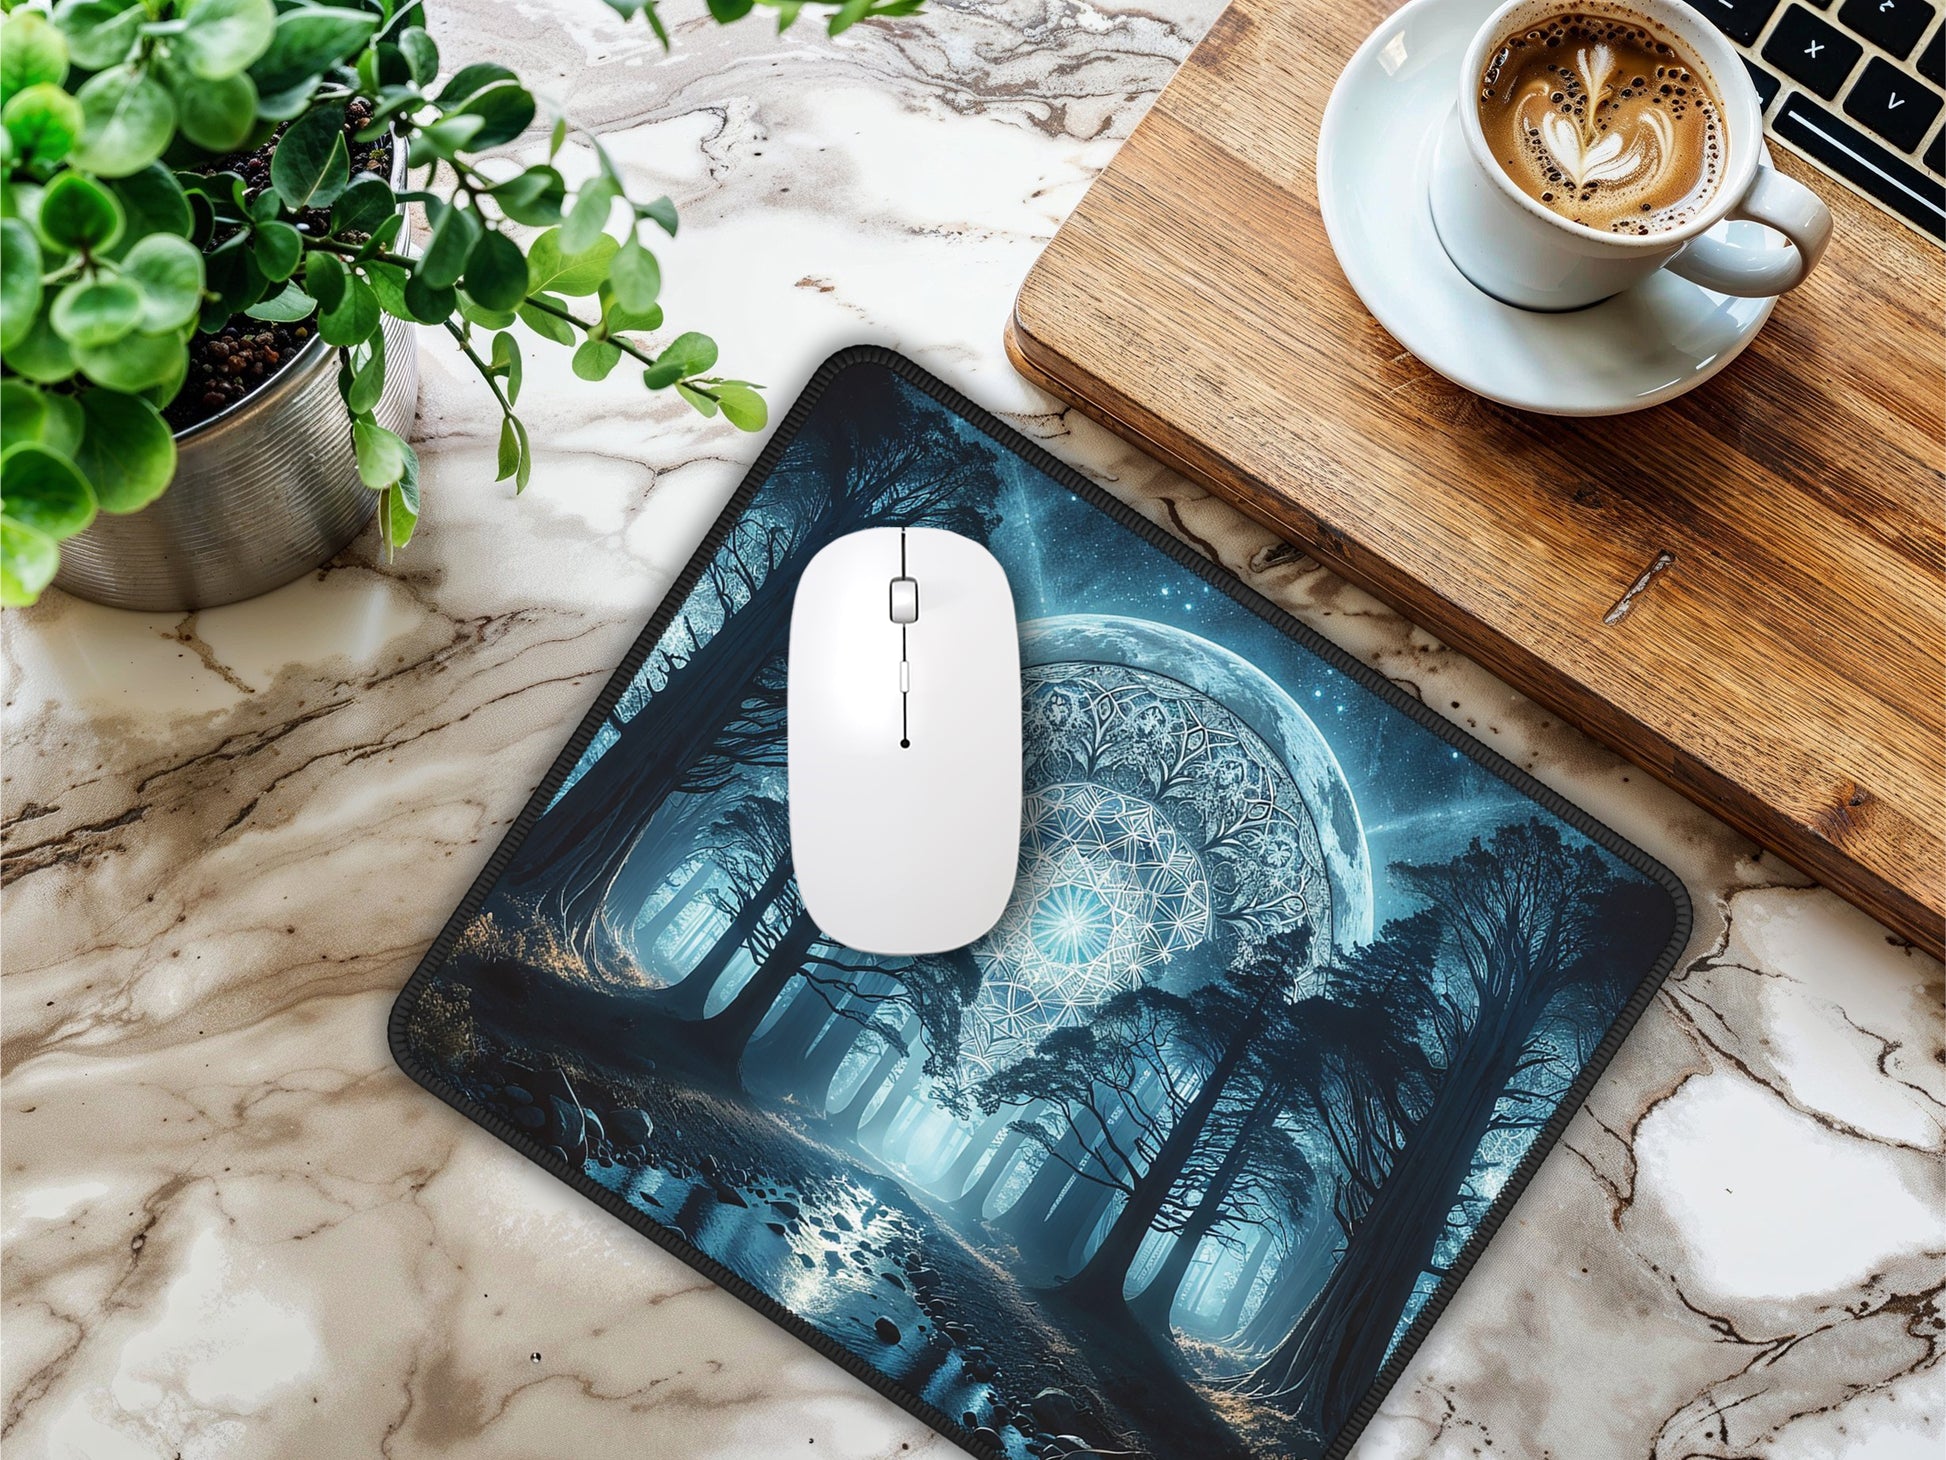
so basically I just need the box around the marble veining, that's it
[3,0,1942,1456]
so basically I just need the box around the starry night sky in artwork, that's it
[971,426,1538,928]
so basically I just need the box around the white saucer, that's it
[1317,0,1783,415]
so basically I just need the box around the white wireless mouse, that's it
[787,526,1022,956]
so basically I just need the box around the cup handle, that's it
[1664,164,1833,297]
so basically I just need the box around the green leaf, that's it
[304,247,345,311]
[602,294,661,334]
[352,416,406,488]
[72,64,175,177]
[491,165,564,227]
[344,332,385,413]
[330,173,394,236]
[453,81,534,150]
[637,1,671,50]
[52,1,143,73]
[637,194,679,237]
[524,227,615,297]
[509,412,530,489]
[828,0,874,35]
[547,115,565,160]
[495,413,518,480]
[200,229,264,320]
[169,65,256,152]
[244,277,313,320]
[72,387,172,512]
[0,216,41,353]
[72,327,183,391]
[610,234,659,314]
[673,379,718,416]
[456,292,514,329]
[400,271,453,323]
[436,61,516,106]
[560,175,616,255]
[109,165,191,247]
[378,437,421,550]
[418,198,480,290]
[174,0,275,81]
[571,337,621,381]
[356,211,403,259]
[398,26,437,86]
[318,273,377,345]
[713,380,766,431]
[0,442,96,538]
[250,218,301,282]
[460,226,526,312]
[706,0,755,20]
[364,258,411,318]
[139,334,189,409]
[0,516,59,605]
[3,83,83,165]
[406,111,483,164]
[491,328,521,405]
[119,233,205,331]
[0,381,83,456]
[248,5,377,98]
[271,104,350,211]
[37,170,122,252]
[6,307,74,382]
[774,0,803,31]
[2,12,69,107]
[51,275,141,347]
[643,330,716,388]
[516,294,574,344]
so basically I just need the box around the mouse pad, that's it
[391,348,1690,1460]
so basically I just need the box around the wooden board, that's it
[1009,0,1946,959]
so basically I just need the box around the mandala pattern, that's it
[958,661,1334,1074]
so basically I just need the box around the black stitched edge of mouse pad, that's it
[390,347,1691,1460]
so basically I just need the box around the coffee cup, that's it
[1429,0,1832,311]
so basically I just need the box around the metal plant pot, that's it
[50,312,419,613]
[54,138,417,614]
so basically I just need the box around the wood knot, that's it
[1812,782,1874,843]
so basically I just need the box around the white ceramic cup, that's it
[1429,0,1832,310]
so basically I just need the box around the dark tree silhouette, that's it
[1244,823,1663,1439]
[649,797,796,1021]
[980,989,1196,1240]
[1060,925,1313,1309]
[1127,1091,1315,1331]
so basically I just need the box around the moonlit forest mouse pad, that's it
[391,348,1690,1460]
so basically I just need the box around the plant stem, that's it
[307,245,658,367]
[440,320,516,420]
[519,295,658,368]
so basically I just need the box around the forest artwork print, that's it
[394,357,1685,1460]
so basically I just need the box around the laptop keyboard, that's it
[1695,0,1946,240]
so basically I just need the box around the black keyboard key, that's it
[1835,0,1935,57]
[1774,91,1945,236]
[1919,26,1944,86]
[1928,126,1946,172]
[1764,6,1865,96]
[1695,0,1784,43]
[1745,58,1784,110]
[1844,56,1944,148]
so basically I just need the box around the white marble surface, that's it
[3,1,1942,1457]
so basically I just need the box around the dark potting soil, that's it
[165,100,394,435]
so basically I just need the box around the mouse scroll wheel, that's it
[889,577,919,624]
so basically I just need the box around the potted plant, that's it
[0,0,920,609]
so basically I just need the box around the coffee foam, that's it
[1477,12,1725,233]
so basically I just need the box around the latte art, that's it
[1477,12,1725,233]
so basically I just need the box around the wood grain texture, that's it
[1009,0,1946,958]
